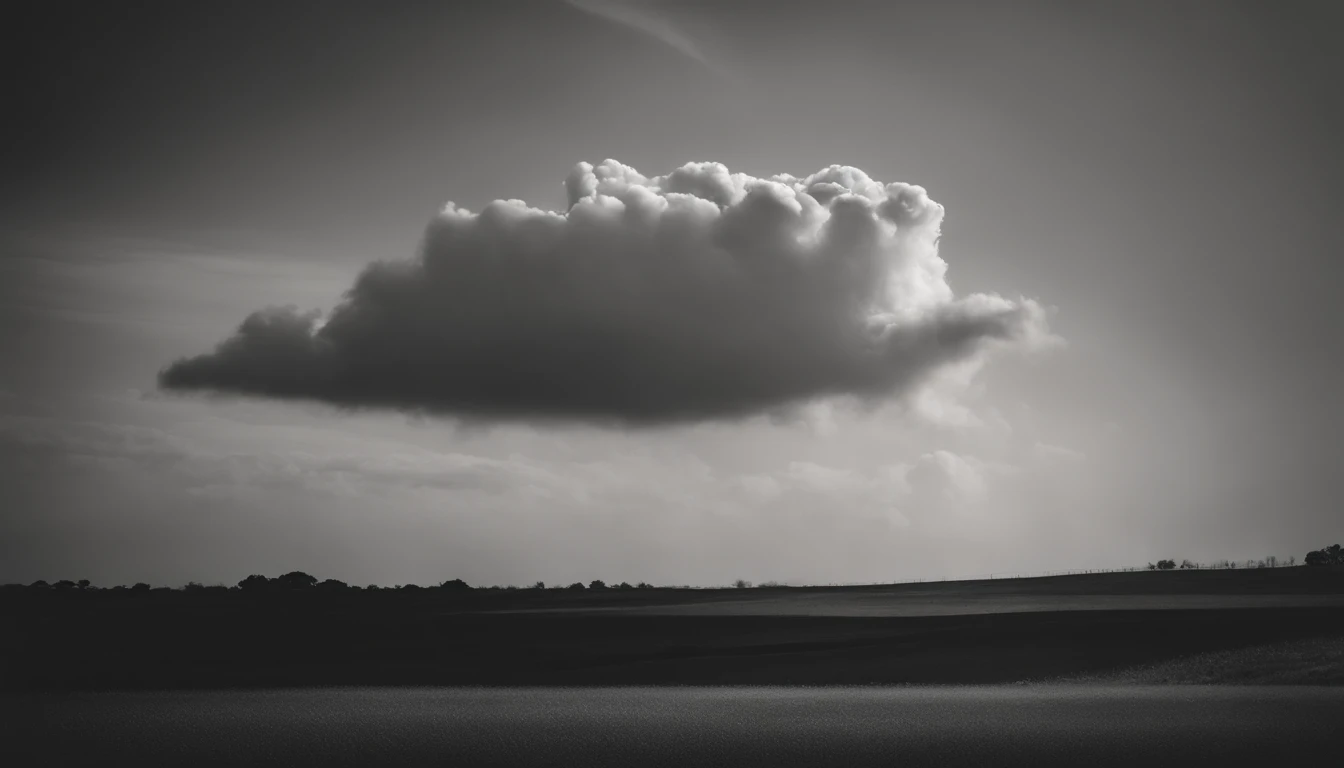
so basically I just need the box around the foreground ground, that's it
[4,567,1342,689]
[7,687,1344,767]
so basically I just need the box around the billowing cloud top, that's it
[159,160,1052,425]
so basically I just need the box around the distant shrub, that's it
[1156,559,1177,570]
[131,582,150,592]
[531,581,546,590]
[567,582,586,590]
[636,582,654,589]
[1179,559,1196,569]
[733,579,752,589]
[758,581,784,588]
[615,582,633,590]
[438,578,471,591]
[317,579,348,591]
[77,579,91,589]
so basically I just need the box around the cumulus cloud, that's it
[160,160,1054,425]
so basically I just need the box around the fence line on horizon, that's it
[739,558,1301,590]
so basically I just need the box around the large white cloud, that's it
[160,160,1053,425]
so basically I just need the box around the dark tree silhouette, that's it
[54,580,76,589]
[237,574,271,591]
[567,582,586,590]
[131,582,150,592]
[1156,559,1177,570]
[275,571,318,589]
[438,579,471,591]
[29,580,50,589]
[317,579,348,591]
[77,579,91,589]
[1305,544,1343,566]
[588,580,607,590]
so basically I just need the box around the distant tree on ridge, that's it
[1305,544,1343,567]
[275,571,318,589]
[238,574,271,591]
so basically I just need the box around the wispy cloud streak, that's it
[566,0,713,69]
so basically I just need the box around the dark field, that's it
[4,567,1342,690]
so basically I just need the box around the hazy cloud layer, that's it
[160,161,1052,425]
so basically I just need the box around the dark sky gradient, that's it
[2,0,1341,587]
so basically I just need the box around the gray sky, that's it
[2,0,1340,587]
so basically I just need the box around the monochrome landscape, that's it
[3,1,1341,765]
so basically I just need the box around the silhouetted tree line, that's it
[9,545,1340,593]
[1146,554,1304,571]
[236,573,481,592]
[6,573,664,593]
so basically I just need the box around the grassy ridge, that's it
[1055,634,1344,685]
